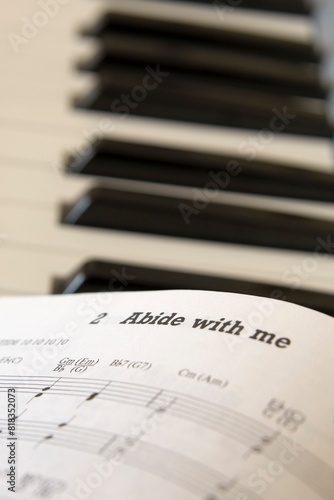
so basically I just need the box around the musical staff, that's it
[3,413,331,499]
[1,374,333,498]
[265,436,334,500]
[27,377,61,403]
[0,418,258,499]
[0,374,276,449]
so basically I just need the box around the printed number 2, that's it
[90,313,108,325]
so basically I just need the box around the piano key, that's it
[1,109,332,177]
[4,154,334,245]
[61,187,334,252]
[80,12,324,96]
[0,6,329,169]
[3,156,334,227]
[0,246,89,296]
[76,11,331,134]
[66,138,334,202]
[75,76,332,136]
[0,161,97,206]
[3,0,314,53]
[1,198,334,294]
[79,47,324,101]
[55,259,231,294]
[0,16,329,162]
[80,6,317,63]
[152,0,312,15]
[0,210,334,294]
[0,173,333,293]
[54,259,334,317]
[1,67,333,224]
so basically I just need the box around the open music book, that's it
[0,290,333,500]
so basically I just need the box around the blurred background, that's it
[1,0,334,315]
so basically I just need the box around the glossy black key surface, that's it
[80,48,323,100]
[80,13,325,100]
[53,260,334,317]
[62,187,334,253]
[67,139,334,202]
[154,0,310,15]
[75,65,331,137]
[77,11,331,134]
[82,12,318,64]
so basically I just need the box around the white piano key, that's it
[2,0,315,46]
[107,0,316,45]
[0,109,333,174]
[0,246,87,295]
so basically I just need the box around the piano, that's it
[2,0,334,316]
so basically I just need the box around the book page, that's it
[0,290,333,500]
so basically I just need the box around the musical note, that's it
[217,477,237,492]
[86,392,99,401]
[78,381,111,408]
[35,387,50,397]
[58,415,76,428]
[155,406,167,414]
[261,431,280,445]
[34,434,54,449]
[15,409,27,420]
[124,436,138,448]
[244,430,280,459]
[27,378,62,404]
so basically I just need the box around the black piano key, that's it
[61,187,334,253]
[74,69,332,137]
[67,139,334,202]
[79,45,324,100]
[53,260,334,318]
[80,14,325,99]
[153,0,311,15]
[82,12,318,64]
[77,11,331,134]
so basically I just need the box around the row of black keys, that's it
[62,5,334,254]
[61,137,334,316]
[75,11,332,137]
[58,1,334,314]
[54,260,334,317]
[65,137,334,254]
